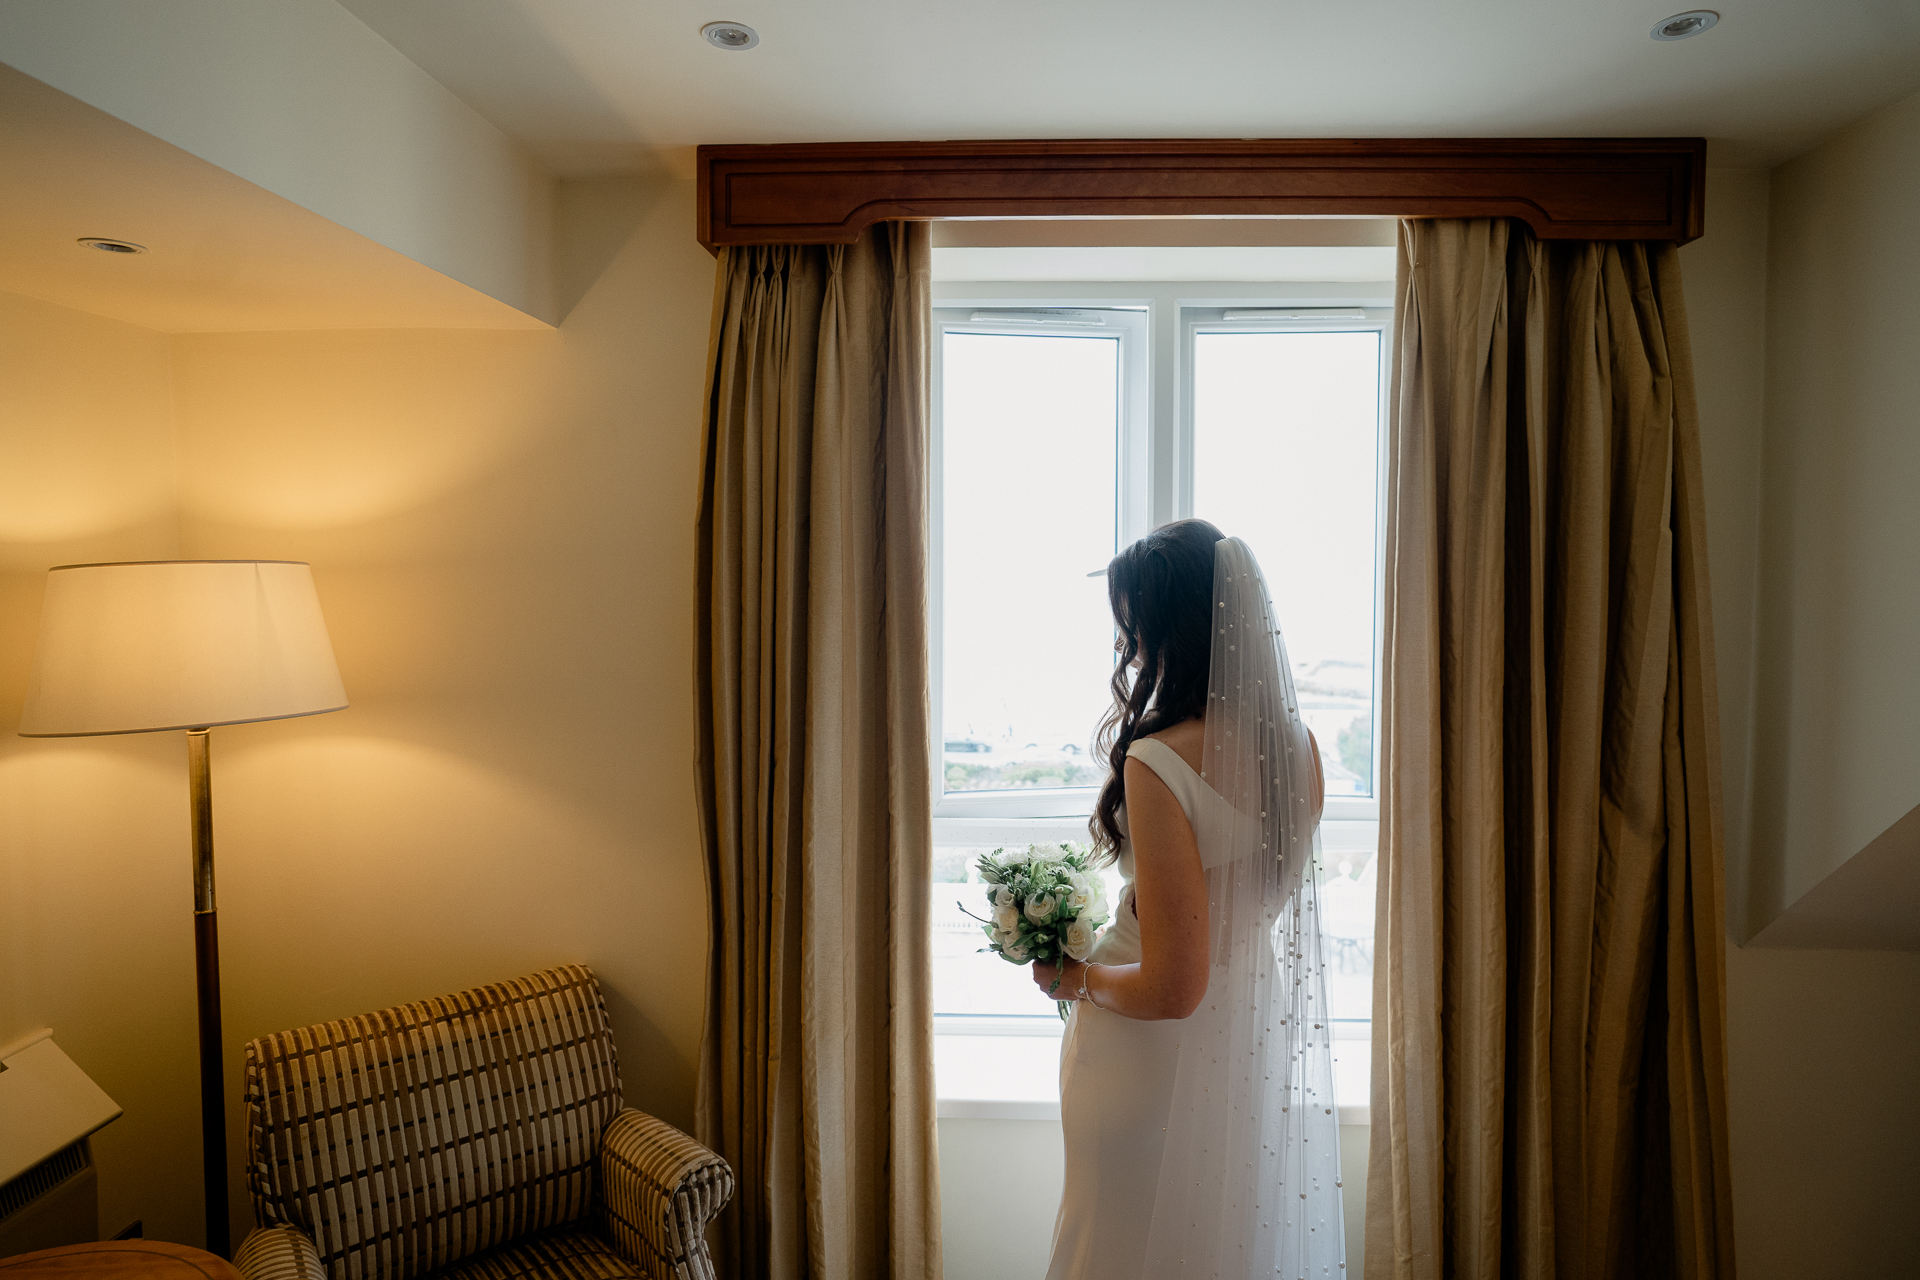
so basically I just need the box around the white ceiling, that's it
[0,64,548,332]
[337,0,1920,177]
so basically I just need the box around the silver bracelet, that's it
[1077,962,1105,1010]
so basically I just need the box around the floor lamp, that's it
[17,560,348,1258]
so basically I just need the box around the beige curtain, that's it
[694,224,940,1280]
[1367,219,1736,1280]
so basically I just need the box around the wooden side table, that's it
[0,1242,239,1280]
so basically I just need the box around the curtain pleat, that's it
[1367,219,1736,1280]
[695,224,941,1280]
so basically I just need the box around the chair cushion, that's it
[244,966,624,1280]
[429,1232,637,1280]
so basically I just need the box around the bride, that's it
[1032,518,1345,1280]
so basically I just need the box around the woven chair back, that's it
[244,965,624,1280]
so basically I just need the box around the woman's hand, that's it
[1033,958,1086,1000]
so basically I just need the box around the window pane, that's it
[932,847,1056,1016]
[1319,834,1377,1108]
[1192,330,1381,797]
[1318,830,1377,1022]
[941,331,1119,794]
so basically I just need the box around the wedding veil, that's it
[1142,535,1345,1278]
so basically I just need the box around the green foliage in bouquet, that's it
[961,842,1111,1019]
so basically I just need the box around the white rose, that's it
[1000,931,1030,963]
[1062,874,1095,914]
[988,885,1021,929]
[1063,918,1096,960]
[1024,892,1058,924]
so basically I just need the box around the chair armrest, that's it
[598,1107,734,1280]
[233,1225,327,1280]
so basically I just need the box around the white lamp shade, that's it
[18,560,348,737]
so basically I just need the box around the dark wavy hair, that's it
[1089,518,1224,859]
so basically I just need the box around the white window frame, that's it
[930,286,1391,830]
[928,282,1393,1122]
[929,305,1151,832]
[1180,304,1394,821]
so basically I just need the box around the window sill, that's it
[933,1018,1372,1126]
[936,1014,1065,1037]
[937,1098,1061,1120]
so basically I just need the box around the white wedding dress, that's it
[1046,736,1236,1278]
[1046,536,1345,1280]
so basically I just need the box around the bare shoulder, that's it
[1143,716,1206,777]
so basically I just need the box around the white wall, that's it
[935,1117,1374,1279]
[1724,946,1920,1275]
[0,177,710,1247]
[1746,88,1920,934]
[1681,160,1920,1278]
[937,1120,1063,1279]
[0,0,555,322]
[0,291,189,1243]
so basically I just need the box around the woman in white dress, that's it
[1032,519,1346,1280]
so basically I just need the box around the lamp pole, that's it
[187,727,228,1258]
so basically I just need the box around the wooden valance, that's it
[697,138,1706,250]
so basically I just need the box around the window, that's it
[931,287,1386,1120]
[1187,313,1383,798]
[933,308,1149,820]
[935,310,1144,804]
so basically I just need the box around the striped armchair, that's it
[232,966,730,1280]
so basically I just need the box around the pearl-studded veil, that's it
[1141,535,1345,1279]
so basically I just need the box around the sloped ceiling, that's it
[339,0,1920,176]
[0,64,548,331]
[1750,803,1920,951]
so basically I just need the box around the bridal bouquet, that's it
[966,843,1111,1018]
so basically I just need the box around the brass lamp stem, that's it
[188,730,216,913]
[186,728,229,1257]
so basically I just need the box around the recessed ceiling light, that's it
[1651,10,1719,40]
[78,237,147,254]
[701,21,759,51]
